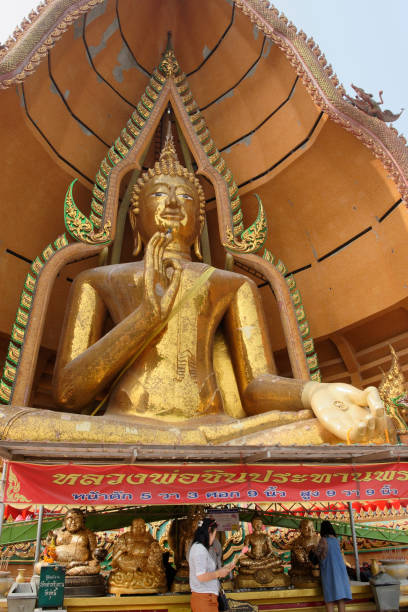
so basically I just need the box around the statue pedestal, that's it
[64,574,106,598]
[170,576,190,593]
[109,585,167,595]
[235,570,290,589]
[291,578,320,588]
[170,564,190,593]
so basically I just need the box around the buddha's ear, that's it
[133,233,143,258]
[194,236,203,261]
[128,207,137,231]
[129,209,143,258]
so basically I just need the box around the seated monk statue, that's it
[236,515,289,587]
[108,518,167,594]
[35,508,101,576]
[50,132,388,446]
[289,518,320,587]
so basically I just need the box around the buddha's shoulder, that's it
[73,261,144,284]
[73,261,255,288]
[116,531,131,544]
[187,263,256,287]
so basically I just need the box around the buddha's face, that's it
[131,518,146,537]
[65,511,84,533]
[300,520,314,539]
[252,518,264,533]
[137,174,201,248]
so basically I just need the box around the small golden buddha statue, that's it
[289,518,320,587]
[49,129,388,446]
[108,518,167,594]
[235,516,289,588]
[35,509,101,576]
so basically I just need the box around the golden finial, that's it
[159,119,179,165]
[159,32,179,78]
[379,345,408,431]
[379,346,406,403]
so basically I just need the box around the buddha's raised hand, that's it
[141,231,181,321]
[302,381,387,442]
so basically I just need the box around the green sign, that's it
[38,564,65,608]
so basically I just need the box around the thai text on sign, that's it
[4,461,407,505]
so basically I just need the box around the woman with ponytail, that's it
[189,518,235,611]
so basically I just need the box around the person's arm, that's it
[196,562,234,582]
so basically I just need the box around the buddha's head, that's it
[252,516,264,533]
[64,509,85,533]
[130,131,206,259]
[131,517,147,537]
[299,519,315,540]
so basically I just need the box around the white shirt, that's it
[189,542,219,595]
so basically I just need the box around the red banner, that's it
[5,461,408,506]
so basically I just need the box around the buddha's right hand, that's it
[141,232,181,322]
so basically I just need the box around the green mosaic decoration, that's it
[0,234,69,404]
[263,248,321,382]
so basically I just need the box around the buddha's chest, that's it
[56,532,87,547]
[103,265,224,321]
[251,536,268,554]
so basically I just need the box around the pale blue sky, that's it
[272,0,408,136]
[1,0,407,136]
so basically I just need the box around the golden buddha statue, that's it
[34,509,101,576]
[48,131,388,446]
[169,507,203,592]
[289,518,320,587]
[108,518,167,594]
[236,516,289,588]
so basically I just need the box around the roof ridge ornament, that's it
[344,85,404,123]
[159,45,179,78]
[378,345,408,432]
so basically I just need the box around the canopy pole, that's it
[34,504,44,564]
[348,501,360,581]
[0,462,7,541]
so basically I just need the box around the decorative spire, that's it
[379,345,406,402]
[159,33,179,78]
[159,119,180,165]
[379,345,408,432]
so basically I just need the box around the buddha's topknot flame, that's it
[130,128,206,226]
